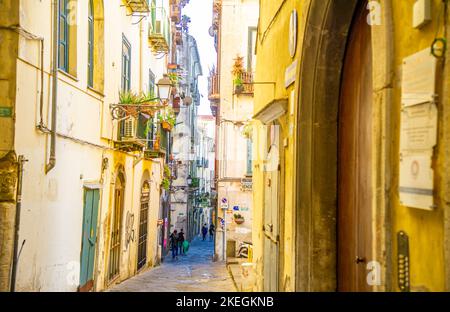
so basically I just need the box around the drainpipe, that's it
[10,156,28,292]
[46,0,59,174]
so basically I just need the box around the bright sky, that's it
[183,0,215,116]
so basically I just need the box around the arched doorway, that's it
[137,179,150,271]
[294,0,393,291]
[108,169,125,282]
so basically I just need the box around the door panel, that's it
[263,125,280,292]
[137,182,150,271]
[108,175,124,281]
[338,1,373,292]
[80,189,99,291]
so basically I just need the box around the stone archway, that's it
[294,0,394,291]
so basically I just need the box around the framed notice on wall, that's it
[399,48,438,210]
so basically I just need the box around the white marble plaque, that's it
[399,49,438,210]
[401,48,437,107]
[399,151,434,210]
[400,102,438,151]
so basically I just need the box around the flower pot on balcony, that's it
[235,84,244,94]
[161,121,173,132]
[154,138,160,150]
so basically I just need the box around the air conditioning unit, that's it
[122,117,137,140]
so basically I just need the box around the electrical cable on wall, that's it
[431,0,448,58]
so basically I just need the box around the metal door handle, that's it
[355,257,366,264]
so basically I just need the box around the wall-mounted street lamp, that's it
[157,74,173,102]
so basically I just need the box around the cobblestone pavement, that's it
[108,238,236,292]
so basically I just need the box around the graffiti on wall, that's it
[125,211,135,250]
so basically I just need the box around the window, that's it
[121,36,131,91]
[149,69,156,96]
[58,0,78,76]
[247,27,257,72]
[87,0,94,87]
[58,0,70,71]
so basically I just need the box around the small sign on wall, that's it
[399,48,438,210]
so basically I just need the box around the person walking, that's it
[201,224,208,241]
[178,229,185,256]
[209,223,215,241]
[170,230,179,260]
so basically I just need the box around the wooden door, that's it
[137,181,150,271]
[79,188,100,292]
[108,174,124,281]
[263,125,280,292]
[338,1,373,292]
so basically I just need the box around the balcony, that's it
[124,0,150,13]
[208,73,220,101]
[189,177,200,188]
[170,4,181,23]
[149,7,170,54]
[145,124,169,159]
[234,71,254,96]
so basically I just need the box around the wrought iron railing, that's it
[208,73,220,101]
[235,71,254,95]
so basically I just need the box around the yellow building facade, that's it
[253,0,450,292]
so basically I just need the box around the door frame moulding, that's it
[293,0,394,291]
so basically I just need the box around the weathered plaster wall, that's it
[6,0,167,291]
[0,0,20,292]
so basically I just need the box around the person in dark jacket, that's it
[209,223,215,241]
[201,224,208,241]
[178,229,185,255]
[170,230,178,260]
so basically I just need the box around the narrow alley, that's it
[1,0,450,296]
[108,239,235,292]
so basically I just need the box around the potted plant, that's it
[164,164,171,179]
[232,55,245,94]
[138,89,157,105]
[234,213,245,225]
[158,110,176,131]
[161,178,170,191]
[154,136,160,150]
[234,76,244,94]
[119,90,140,115]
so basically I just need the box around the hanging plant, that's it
[234,213,245,225]
[158,109,176,131]
[167,72,180,85]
